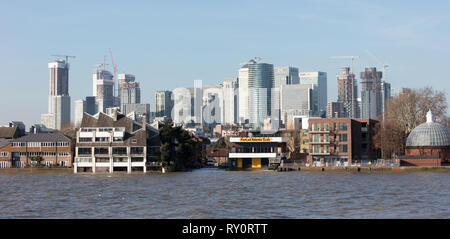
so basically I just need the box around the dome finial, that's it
[426,110,434,123]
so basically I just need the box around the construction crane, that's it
[365,50,389,80]
[51,55,75,64]
[108,48,118,99]
[330,56,360,73]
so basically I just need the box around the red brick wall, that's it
[400,158,441,166]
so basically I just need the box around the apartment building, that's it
[74,109,160,173]
[307,118,380,166]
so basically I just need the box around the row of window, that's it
[0,152,8,157]
[80,127,125,132]
[12,142,69,147]
[11,152,71,157]
[78,147,143,155]
[311,134,348,143]
[311,122,348,131]
[78,137,124,142]
[312,144,348,154]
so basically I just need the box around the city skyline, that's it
[1,0,450,127]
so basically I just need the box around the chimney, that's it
[113,107,118,121]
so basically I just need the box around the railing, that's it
[75,158,92,163]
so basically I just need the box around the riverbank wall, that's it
[277,166,450,173]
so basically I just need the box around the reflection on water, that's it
[0,168,449,218]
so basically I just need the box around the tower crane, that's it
[330,56,359,73]
[51,54,76,63]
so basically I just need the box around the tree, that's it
[208,138,227,148]
[385,87,447,135]
[375,87,448,158]
[158,119,198,171]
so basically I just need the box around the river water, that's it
[0,168,449,218]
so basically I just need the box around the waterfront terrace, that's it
[0,133,73,168]
[74,109,160,173]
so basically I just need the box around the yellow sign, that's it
[240,137,271,142]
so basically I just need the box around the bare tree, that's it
[375,87,447,158]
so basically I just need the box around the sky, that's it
[1,0,449,127]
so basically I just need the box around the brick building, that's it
[0,133,74,168]
[400,110,450,166]
[306,118,380,166]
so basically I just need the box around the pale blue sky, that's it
[1,0,449,127]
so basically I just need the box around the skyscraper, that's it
[172,87,202,125]
[337,67,358,118]
[41,59,71,130]
[238,59,256,124]
[280,84,313,126]
[248,62,274,130]
[202,85,223,126]
[73,96,97,127]
[360,67,383,120]
[93,68,114,113]
[222,78,239,125]
[300,71,327,117]
[274,67,300,87]
[155,91,173,119]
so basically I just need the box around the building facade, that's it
[222,78,239,125]
[248,62,274,130]
[337,67,359,118]
[93,68,114,113]
[300,71,327,116]
[0,133,73,168]
[360,67,383,120]
[155,90,173,119]
[280,84,313,127]
[74,110,161,173]
[228,131,287,170]
[41,59,71,130]
[307,118,379,167]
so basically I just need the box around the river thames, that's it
[0,168,449,218]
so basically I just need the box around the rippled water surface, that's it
[0,169,449,218]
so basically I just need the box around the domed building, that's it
[400,110,450,166]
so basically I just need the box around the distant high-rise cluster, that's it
[37,56,399,133]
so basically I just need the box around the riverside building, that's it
[306,118,379,167]
[228,130,287,170]
[0,133,73,168]
[74,109,160,173]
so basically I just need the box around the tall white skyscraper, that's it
[93,68,114,113]
[222,78,239,125]
[202,85,223,125]
[238,59,256,124]
[41,59,71,130]
[300,71,327,117]
[280,84,313,126]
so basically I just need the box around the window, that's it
[312,145,321,154]
[312,123,320,131]
[0,161,8,168]
[340,134,348,142]
[131,147,144,154]
[323,134,329,142]
[78,148,91,155]
[95,137,110,142]
[112,147,127,155]
[339,144,348,153]
[312,134,320,143]
[45,161,52,167]
[57,142,69,147]
[323,123,329,131]
[339,122,348,131]
[113,137,123,142]
[0,152,8,157]
[79,137,92,142]
[94,147,109,155]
